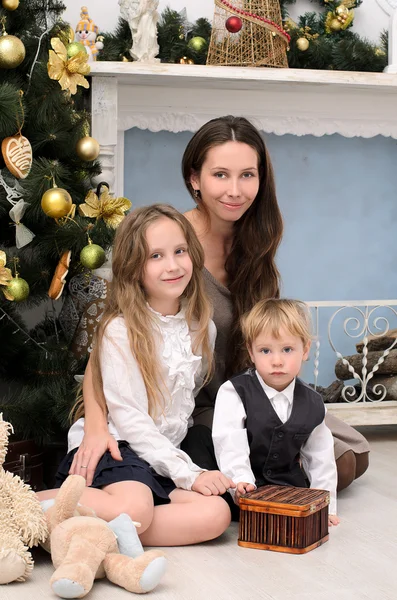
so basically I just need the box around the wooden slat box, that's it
[239,485,330,554]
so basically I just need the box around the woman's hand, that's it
[192,470,235,496]
[69,430,122,486]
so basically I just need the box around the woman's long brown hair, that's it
[182,116,283,374]
[72,204,213,421]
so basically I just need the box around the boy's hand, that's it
[192,470,235,496]
[234,482,256,504]
[328,514,340,526]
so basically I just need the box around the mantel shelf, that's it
[90,61,397,90]
[90,62,397,139]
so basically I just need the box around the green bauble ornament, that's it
[187,36,207,52]
[67,41,87,58]
[5,276,29,302]
[80,242,106,270]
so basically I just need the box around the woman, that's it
[70,116,369,496]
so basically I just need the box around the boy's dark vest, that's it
[230,369,325,488]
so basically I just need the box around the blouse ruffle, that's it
[148,304,202,445]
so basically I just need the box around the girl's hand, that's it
[69,431,122,486]
[329,514,340,526]
[192,470,236,496]
[234,482,256,504]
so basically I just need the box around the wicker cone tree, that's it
[207,0,290,67]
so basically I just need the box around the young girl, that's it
[212,298,340,526]
[38,204,233,547]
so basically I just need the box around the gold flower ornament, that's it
[48,37,90,95]
[78,188,132,228]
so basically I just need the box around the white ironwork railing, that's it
[305,300,397,404]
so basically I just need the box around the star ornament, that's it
[0,251,12,287]
[48,37,90,95]
[78,189,132,229]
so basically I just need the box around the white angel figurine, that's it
[119,0,160,63]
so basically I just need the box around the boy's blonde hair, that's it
[71,204,213,422]
[241,298,312,348]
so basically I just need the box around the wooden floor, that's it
[2,426,396,600]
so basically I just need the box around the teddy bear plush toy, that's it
[0,414,48,585]
[43,474,167,598]
[75,6,104,61]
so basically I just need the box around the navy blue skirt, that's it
[54,441,176,506]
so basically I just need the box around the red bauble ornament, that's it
[225,16,243,33]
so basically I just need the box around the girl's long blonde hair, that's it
[73,204,213,421]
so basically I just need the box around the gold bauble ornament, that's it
[76,136,100,162]
[187,36,207,52]
[67,41,87,59]
[5,275,29,302]
[0,33,26,69]
[2,0,20,10]
[41,187,73,219]
[296,37,310,51]
[335,4,349,16]
[330,18,342,31]
[80,242,106,270]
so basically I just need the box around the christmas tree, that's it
[0,0,128,449]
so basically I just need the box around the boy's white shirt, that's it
[212,371,337,514]
[68,310,216,490]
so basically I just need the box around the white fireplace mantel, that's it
[89,62,397,194]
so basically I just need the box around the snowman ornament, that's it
[75,6,103,61]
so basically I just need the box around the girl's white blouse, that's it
[68,306,216,490]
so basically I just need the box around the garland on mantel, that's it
[98,4,388,72]
[281,0,388,71]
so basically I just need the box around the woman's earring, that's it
[193,189,200,200]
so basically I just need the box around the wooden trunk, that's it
[238,485,330,554]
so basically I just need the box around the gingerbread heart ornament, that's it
[1,135,32,179]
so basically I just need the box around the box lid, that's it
[239,485,330,516]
